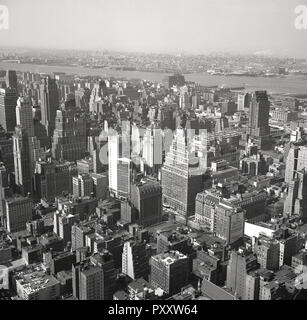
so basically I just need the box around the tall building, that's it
[13,127,32,196]
[122,241,150,281]
[117,158,131,199]
[4,196,32,233]
[0,87,18,132]
[73,174,94,198]
[0,126,14,174]
[40,76,59,137]
[53,210,78,246]
[284,169,307,223]
[226,250,259,300]
[130,178,162,227]
[108,131,131,198]
[52,109,87,162]
[34,160,76,202]
[161,128,204,218]
[285,145,307,184]
[237,92,251,111]
[142,124,163,174]
[254,236,280,271]
[72,260,104,300]
[16,96,34,137]
[248,91,271,150]
[90,251,116,300]
[6,70,18,92]
[108,134,119,197]
[150,251,189,295]
[215,203,245,245]
[90,173,108,200]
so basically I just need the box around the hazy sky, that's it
[1,0,307,57]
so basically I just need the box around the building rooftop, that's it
[15,264,59,295]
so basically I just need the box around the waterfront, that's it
[1,61,307,95]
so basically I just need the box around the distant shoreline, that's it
[1,61,307,95]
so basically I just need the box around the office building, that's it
[40,76,59,137]
[0,87,18,132]
[151,251,189,295]
[6,70,18,91]
[73,174,94,198]
[13,126,32,196]
[130,178,162,227]
[72,260,104,300]
[52,109,87,162]
[122,241,150,281]
[226,250,259,300]
[16,96,34,137]
[161,128,204,218]
[215,203,245,245]
[248,91,271,150]
[90,251,116,300]
[4,196,32,233]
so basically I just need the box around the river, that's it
[1,61,307,95]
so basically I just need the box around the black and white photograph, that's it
[1,0,307,308]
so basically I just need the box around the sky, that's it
[0,0,307,57]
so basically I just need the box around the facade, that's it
[6,70,18,91]
[90,251,116,300]
[215,203,245,245]
[13,127,33,196]
[40,76,59,137]
[72,260,104,300]
[5,196,32,233]
[52,109,87,162]
[16,96,34,137]
[73,174,94,198]
[161,128,204,218]
[130,178,162,226]
[122,241,149,281]
[248,91,271,150]
[0,87,18,132]
[226,250,259,300]
[150,251,189,295]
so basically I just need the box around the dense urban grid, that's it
[1,52,307,302]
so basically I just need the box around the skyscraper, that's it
[130,177,162,227]
[161,128,204,219]
[248,91,271,150]
[108,130,131,198]
[6,70,18,92]
[284,170,307,223]
[40,76,59,137]
[117,158,131,199]
[0,87,18,132]
[16,96,34,137]
[142,124,163,175]
[13,127,32,196]
[52,109,87,162]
